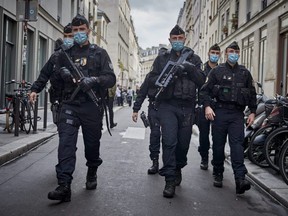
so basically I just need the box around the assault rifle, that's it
[154,50,193,100]
[60,45,100,107]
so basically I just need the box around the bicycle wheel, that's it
[247,125,275,167]
[5,101,14,133]
[20,100,32,134]
[264,127,288,171]
[279,139,288,185]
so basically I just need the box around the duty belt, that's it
[215,102,244,111]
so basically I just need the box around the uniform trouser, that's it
[197,107,211,159]
[107,97,115,125]
[147,105,160,160]
[211,108,247,180]
[158,102,194,182]
[56,102,103,185]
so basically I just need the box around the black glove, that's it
[79,77,99,92]
[60,67,73,83]
[180,62,197,73]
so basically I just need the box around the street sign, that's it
[16,0,38,22]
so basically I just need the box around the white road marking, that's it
[122,127,146,140]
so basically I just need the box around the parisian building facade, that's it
[0,0,141,108]
[98,0,140,91]
[179,0,288,97]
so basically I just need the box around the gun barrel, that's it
[61,46,100,107]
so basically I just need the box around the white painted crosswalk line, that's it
[122,127,146,139]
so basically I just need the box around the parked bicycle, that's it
[4,80,33,134]
[279,138,288,185]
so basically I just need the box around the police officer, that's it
[197,44,221,170]
[132,72,160,175]
[148,25,205,198]
[200,41,256,194]
[47,14,116,202]
[29,23,74,121]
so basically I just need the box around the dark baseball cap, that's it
[209,43,220,51]
[169,25,185,36]
[226,41,240,50]
[64,23,72,33]
[71,14,89,27]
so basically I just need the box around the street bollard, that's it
[43,88,48,130]
[14,97,20,136]
[33,96,38,133]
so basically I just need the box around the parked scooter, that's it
[247,94,288,167]
[243,82,269,153]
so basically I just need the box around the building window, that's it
[258,27,267,86]
[278,14,288,95]
[242,34,254,73]
[226,8,230,27]
[262,0,268,10]
[57,0,62,23]
[246,0,251,21]
[1,16,16,107]
[221,14,226,40]
[26,29,34,83]
[37,35,47,106]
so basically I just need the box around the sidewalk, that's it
[0,108,57,165]
[0,107,288,208]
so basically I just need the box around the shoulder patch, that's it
[109,62,113,70]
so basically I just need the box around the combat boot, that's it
[213,174,223,188]
[48,184,71,202]
[147,158,159,175]
[163,181,176,198]
[86,167,98,190]
[174,168,182,186]
[200,157,208,170]
[236,179,251,194]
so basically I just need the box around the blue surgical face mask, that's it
[74,31,88,45]
[227,53,239,64]
[171,40,184,52]
[209,54,219,63]
[63,38,74,49]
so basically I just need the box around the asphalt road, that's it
[0,102,287,216]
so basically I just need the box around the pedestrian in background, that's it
[47,14,116,202]
[107,84,117,128]
[200,41,256,194]
[127,87,134,107]
[148,25,205,198]
[197,43,221,170]
[116,84,123,106]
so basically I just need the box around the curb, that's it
[193,126,288,208]
[0,131,57,166]
[246,162,288,208]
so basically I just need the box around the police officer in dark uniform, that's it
[29,23,74,120]
[132,72,160,175]
[148,25,205,198]
[197,44,221,170]
[47,14,116,202]
[200,41,256,194]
